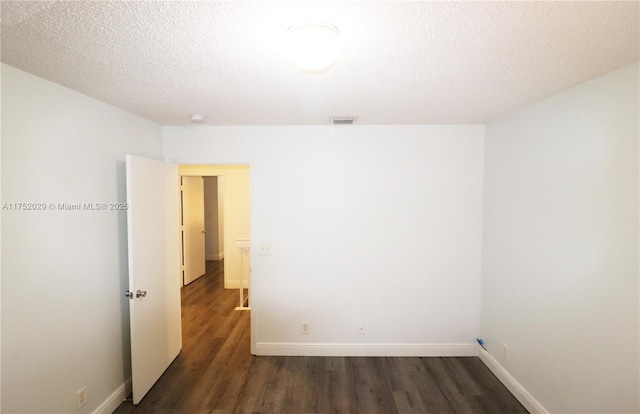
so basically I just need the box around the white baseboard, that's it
[206,252,224,261]
[93,378,131,414]
[478,349,548,414]
[254,342,478,357]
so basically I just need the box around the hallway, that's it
[114,261,527,413]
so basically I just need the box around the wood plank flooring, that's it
[113,261,528,414]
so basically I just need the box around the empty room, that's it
[1,1,638,413]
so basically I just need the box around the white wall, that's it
[482,61,640,413]
[164,125,485,354]
[203,177,222,260]
[0,61,4,412]
[218,176,225,256]
[1,64,163,412]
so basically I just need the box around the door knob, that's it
[124,290,134,299]
[136,290,147,298]
[202,230,207,234]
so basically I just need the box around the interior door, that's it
[126,155,182,404]
[182,176,206,285]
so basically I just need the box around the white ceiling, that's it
[1,1,638,126]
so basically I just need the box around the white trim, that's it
[206,252,224,261]
[235,238,250,248]
[93,378,131,414]
[478,349,548,414]
[254,342,478,357]
[225,280,249,289]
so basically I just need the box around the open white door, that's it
[182,176,206,285]
[126,155,182,404]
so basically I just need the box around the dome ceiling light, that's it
[190,114,206,123]
[286,22,341,73]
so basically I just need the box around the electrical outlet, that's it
[358,323,366,334]
[76,386,87,410]
[301,321,309,334]
[502,343,509,360]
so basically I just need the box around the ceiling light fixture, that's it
[190,114,206,123]
[286,22,340,73]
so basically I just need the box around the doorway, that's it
[181,176,206,286]
[178,165,251,305]
[124,158,253,406]
[180,175,224,286]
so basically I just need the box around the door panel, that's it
[126,155,182,404]
[182,176,206,285]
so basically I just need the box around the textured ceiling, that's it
[1,1,638,125]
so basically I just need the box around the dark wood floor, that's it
[114,261,528,414]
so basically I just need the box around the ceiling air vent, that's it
[331,116,356,125]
